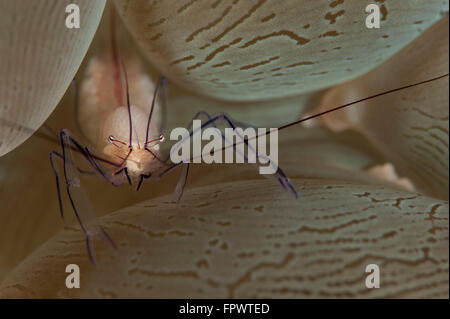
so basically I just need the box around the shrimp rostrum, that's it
[49,52,298,264]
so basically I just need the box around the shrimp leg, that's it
[164,112,298,202]
[169,112,214,202]
[49,151,95,219]
[52,129,117,264]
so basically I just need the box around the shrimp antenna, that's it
[277,73,449,133]
[110,7,132,147]
[205,72,449,159]
[145,76,162,145]
[120,58,133,147]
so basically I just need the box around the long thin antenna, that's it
[278,73,449,132]
[145,76,161,145]
[120,59,133,147]
[111,7,133,147]
[195,73,449,161]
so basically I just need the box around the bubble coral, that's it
[0,0,448,298]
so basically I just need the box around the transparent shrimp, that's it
[47,11,173,263]
[45,8,298,263]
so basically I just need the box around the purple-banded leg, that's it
[162,112,298,203]
[49,151,95,219]
[50,129,119,264]
[167,111,213,202]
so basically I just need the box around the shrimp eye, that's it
[109,135,128,147]
[159,134,165,143]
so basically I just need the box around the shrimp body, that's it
[78,56,163,182]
